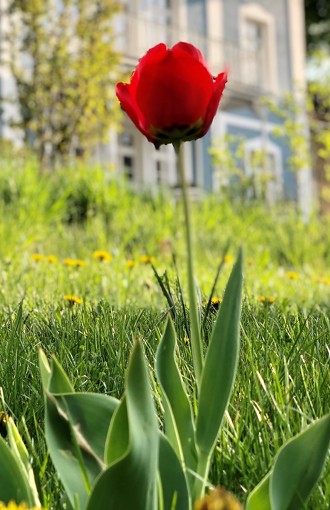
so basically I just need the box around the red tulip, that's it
[116,42,227,149]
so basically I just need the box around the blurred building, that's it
[101,0,312,212]
[0,0,313,212]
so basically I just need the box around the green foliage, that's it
[304,0,330,51]
[0,417,41,506]
[38,340,189,509]
[2,275,327,510]
[245,474,271,510]
[156,318,197,474]
[5,0,122,165]
[0,435,33,505]
[157,433,191,510]
[34,250,243,508]
[0,298,329,508]
[0,157,329,508]
[270,414,330,509]
[307,49,330,209]
[308,49,330,118]
[88,341,159,510]
[262,95,311,174]
[39,351,119,508]
[210,79,330,211]
[195,251,242,494]
[0,155,329,309]
[247,415,330,510]
[209,134,254,202]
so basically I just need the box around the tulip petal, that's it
[200,71,227,136]
[130,43,168,96]
[172,42,208,68]
[115,42,227,147]
[137,43,168,69]
[135,53,214,130]
[116,82,153,141]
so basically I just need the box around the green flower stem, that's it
[174,142,203,388]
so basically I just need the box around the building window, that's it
[155,144,170,185]
[239,3,278,92]
[241,18,267,87]
[118,128,136,181]
[139,0,173,47]
[119,132,134,147]
[156,159,167,184]
[244,19,264,51]
[123,155,134,180]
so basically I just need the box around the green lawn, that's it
[0,154,329,508]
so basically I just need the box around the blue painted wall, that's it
[185,0,299,199]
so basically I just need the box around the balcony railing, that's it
[114,11,269,92]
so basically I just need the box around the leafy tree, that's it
[308,50,330,214]
[5,0,122,166]
[210,81,330,213]
[304,0,330,52]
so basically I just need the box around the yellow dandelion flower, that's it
[31,254,44,262]
[195,487,243,510]
[318,276,330,285]
[46,255,58,264]
[125,259,136,269]
[92,250,112,262]
[210,297,223,311]
[0,503,46,510]
[286,271,300,280]
[258,296,276,305]
[63,258,86,268]
[223,255,234,264]
[64,295,83,305]
[140,255,155,265]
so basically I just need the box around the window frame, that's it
[239,3,278,93]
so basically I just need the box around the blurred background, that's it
[0,0,329,215]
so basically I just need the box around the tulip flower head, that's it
[116,42,227,148]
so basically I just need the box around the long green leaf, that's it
[0,436,33,505]
[270,414,330,509]
[48,355,74,393]
[105,396,129,465]
[38,348,51,389]
[86,340,159,510]
[156,317,197,472]
[158,432,191,510]
[59,393,119,461]
[45,392,118,509]
[246,472,272,510]
[196,249,243,455]
[39,351,118,510]
[6,418,41,507]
